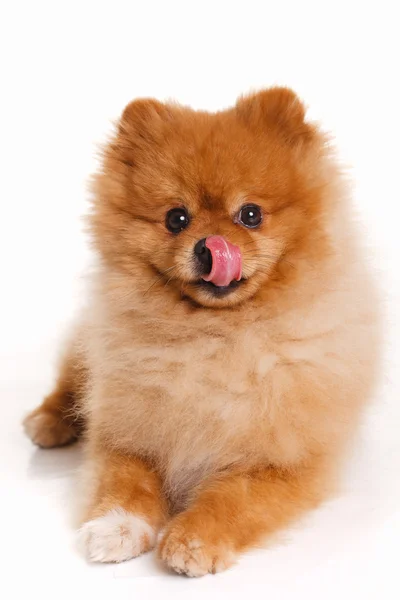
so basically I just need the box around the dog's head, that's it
[91,88,330,308]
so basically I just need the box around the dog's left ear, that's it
[118,98,173,144]
[236,87,313,144]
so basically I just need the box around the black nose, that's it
[194,238,212,275]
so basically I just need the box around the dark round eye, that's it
[166,207,190,234]
[238,204,263,228]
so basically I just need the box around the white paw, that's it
[78,508,156,563]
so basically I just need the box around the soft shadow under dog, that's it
[27,441,83,480]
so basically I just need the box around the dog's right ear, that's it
[118,98,173,144]
[236,87,313,145]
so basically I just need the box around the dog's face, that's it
[92,88,326,308]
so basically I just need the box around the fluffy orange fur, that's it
[24,87,380,576]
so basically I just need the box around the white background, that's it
[1,1,399,599]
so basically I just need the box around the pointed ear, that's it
[236,87,313,143]
[119,98,172,142]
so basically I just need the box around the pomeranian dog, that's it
[24,87,379,576]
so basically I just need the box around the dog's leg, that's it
[78,448,167,563]
[23,339,86,448]
[158,457,329,576]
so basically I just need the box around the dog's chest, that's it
[110,322,278,470]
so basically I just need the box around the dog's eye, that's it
[238,204,263,228]
[166,207,190,234]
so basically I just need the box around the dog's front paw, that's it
[78,508,156,563]
[158,518,235,577]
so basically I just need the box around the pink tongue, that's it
[202,236,242,287]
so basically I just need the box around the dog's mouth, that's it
[194,278,244,297]
[189,236,245,298]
